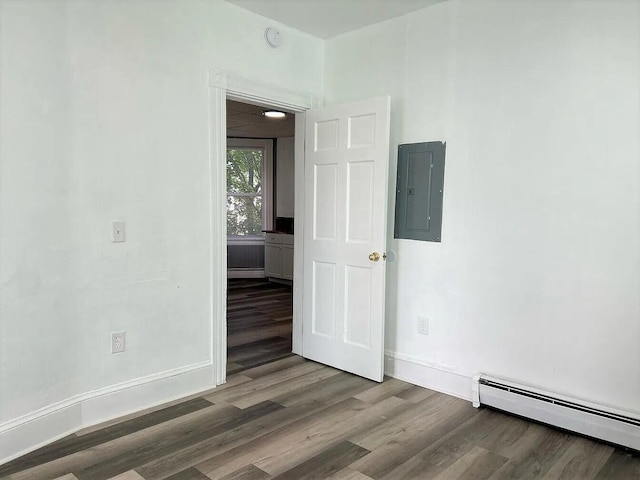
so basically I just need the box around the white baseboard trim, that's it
[384,350,473,402]
[227,269,265,279]
[0,361,215,466]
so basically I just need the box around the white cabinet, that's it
[264,244,282,278]
[276,136,295,218]
[281,246,294,280]
[264,233,294,281]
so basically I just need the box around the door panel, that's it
[313,164,338,240]
[312,261,337,338]
[303,96,390,382]
[346,161,374,243]
[344,265,372,348]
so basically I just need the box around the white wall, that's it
[0,0,323,460]
[325,0,640,413]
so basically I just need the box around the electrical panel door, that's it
[394,141,446,242]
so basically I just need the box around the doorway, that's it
[208,70,311,386]
[225,99,296,374]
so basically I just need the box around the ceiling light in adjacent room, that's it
[263,110,286,118]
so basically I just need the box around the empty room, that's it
[0,0,639,479]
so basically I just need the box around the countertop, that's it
[262,230,294,235]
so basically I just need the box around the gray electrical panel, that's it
[394,141,446,242]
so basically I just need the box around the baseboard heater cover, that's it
[472,374,640,451]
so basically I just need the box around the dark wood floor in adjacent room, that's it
[2,280,639,480]
[227,279,293,375]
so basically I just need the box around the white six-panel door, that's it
[302,96,390,382]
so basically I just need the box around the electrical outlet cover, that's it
[418,317,429,335]
[111,331,126,353]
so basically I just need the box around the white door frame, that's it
[208,68,318,385]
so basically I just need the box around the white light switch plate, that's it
[112,221,126,243]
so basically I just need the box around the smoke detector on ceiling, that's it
[264,27,281,48]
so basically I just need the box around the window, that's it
[227,139,273,238]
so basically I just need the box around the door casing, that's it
[208,68,317,385]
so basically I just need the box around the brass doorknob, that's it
[369,252,381,262]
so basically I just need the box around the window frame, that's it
[226,138,273,241]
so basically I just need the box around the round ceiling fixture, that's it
[263,110,286,119]
[264,27,281,48]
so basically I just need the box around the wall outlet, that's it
[111,331,126,353]
[418,316,429,336]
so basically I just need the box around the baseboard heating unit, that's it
[472,374,640,451]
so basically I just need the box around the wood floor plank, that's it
[394,385,439,403]
[227,362,245,374]
[350,391,468,451]
[227,336,289,357]
[105,471,145,480]
[352,377,413,404]
[203,361,327,405]
[378,454,431,480]
[481,415,546,460]
[0,398,213,477]
[271,371,375,408]
[218,464,271,480]
[8,403,239,480]
[539,436,614,480]
[74,402,282,480]
[234,350,293,368]
[253,397,407,477]
[594,449,640,479]
[135,400,329,480]
[227,323,292,348]
[486,427,574,480]
[162,467,212,480]
[51,474,79,480]
[431,446,507,480]
[380,411,545,480]
[75,374,252,437]
[271,441,370,480]
[226,279,292,371]
[229,365,342,409]
[327,468,375,480]
[405,408,519,478]
[350,397,478,479]
[226,353,296,376]
[195,396,399,478]
[228,347,290,368]
[238,355,306,379]
[194,397,371,478]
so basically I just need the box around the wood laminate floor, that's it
[3,356,639,480]
[226,279,293,375]
[2,281,639,479]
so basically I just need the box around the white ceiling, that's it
[225,0,446,39]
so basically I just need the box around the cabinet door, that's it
[264,244,282,277]
[281,246,294,280]
[276,137,295,218]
